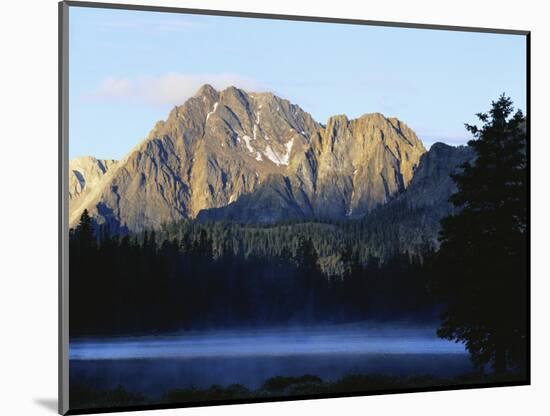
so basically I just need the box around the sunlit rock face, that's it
[69,156,118,216]
[69,85,430,231]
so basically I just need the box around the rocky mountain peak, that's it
[69,86,435,231]
[194,83,218,99]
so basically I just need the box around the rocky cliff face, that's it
[367,142,476,253]
[399,142,474,211]
[69,156,117,216]
[69,85,430,231]
[306,112,425,218]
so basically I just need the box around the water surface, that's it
[70,323,472,398]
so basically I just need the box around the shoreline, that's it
[70,371,527,411]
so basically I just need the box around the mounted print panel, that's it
[59,1,530,414]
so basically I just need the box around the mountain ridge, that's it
[68,84,466,233]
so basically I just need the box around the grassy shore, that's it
[70,371,527,410]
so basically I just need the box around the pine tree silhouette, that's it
[434,95,527,373]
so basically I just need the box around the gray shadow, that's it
[34,398,58,413]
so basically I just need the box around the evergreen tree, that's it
[294,238,319,273]
[434,95,527,372]
[76,209,95,249]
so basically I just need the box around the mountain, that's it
[69,156,118,216]
[198,112,428,223]
[399,142,474,211]
[68,84,464,232]
[356,142,475,255]
[188,142,475,265]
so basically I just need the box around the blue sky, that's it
[69,6,527,160]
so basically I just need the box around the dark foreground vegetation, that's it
[70,216,436,336]
[432,95,528,373]
[70,370,527,410]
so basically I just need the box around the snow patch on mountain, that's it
[263,139,293,166]
[284,138,294,163]
[206,102,219,121]
[263,145,281,165]
[242,135,254,153]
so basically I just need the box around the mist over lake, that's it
[70,323,472,397]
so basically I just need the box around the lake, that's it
[70,323,472,399]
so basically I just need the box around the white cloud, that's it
[91,77,134,99]
[86,73,266,106]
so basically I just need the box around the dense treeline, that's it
[150,199,437,277]
[69,209,435,338]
